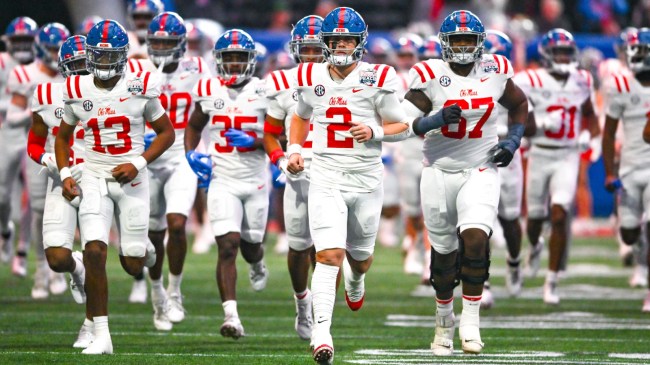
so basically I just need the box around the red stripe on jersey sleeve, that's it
[66,76,73,98]
[197,79,203,97]
[206,78,212,96]
[421,62,435,79]
[142,72,150,95]
[493,55,501,73]
[533,70,543,87]
[377,65,390,87]
[279,70,290,89]
[501,55,509,74]
[128,59,135,73]
[36,84,43,105]
[297,63,304,86]
[525,70,535,87]
[0,54,5,70]
[270,72,280,91]
[413,64,426,83]
[74,76,82,98]
[622,76,630,92]
[46,83,52,104]
[13,68,23,84]
[306,62,314,86]
[21,67,30,82]
[197,57,203,73]
[614,76,622,93]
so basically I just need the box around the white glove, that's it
[578,130,591,152]
[70,163,84,182]
[540,108,564,133]
[40,153,59,177]
[278,157,289,175]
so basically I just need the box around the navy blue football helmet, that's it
[3,17,38,63]
[290,15,324,63]
[146,12,187,67]
[627,28,650,73]
[213,29,257,85]
[439,10,485,64]
[58,35,88,77]
[85,20,129,80]
[320,7,367,66]
[128,0,164,40]
[484,30,513,59]
[35,23,70,71]
[419,35,442,60]
[538,28,578,75]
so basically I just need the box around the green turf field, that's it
[1,234,649,364]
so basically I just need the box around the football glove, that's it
[225,129,255,148]
[270,163,286,188]
[490,124,524,167]
[185,150,212,181]
[413,104,462,135]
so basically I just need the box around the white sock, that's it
[311,263,339,333]
[72,255,84,276]
[295,288,309,300]
[461,295,481,327]
[151,279,165,303]
[167,273,183,295]
[93,316,109,337]
[546,270,558,284]
[343,257,365,301]
[436,297,454,317]
[222,300,238,319]
[83,318,93,328]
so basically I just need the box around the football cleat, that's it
[295,291,313,340]
[480,283,494,310]
[249,260,268,291]
[31,262,50,300]
[69,251,86,304]
[459,322,484,354]
[526,238,545,278]
[431,311,455,356]
[343,258,365,311]
[167,293,186,323]
[153,298,173,331]
[274,233,289,255]
[310,330,334,365]
[505,261,523,297]
[0,221,15,263]
[11,255,27,277]
[629,264,648,288]
[81,334,113,355]
[129,275,148,304]
[642,292,650,313]
[220,316,245,340]
[73,321,94,349]
[49,271,68,295]
[403,246,424,275]
[543,280,560,305]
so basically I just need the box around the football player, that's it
[126,0,164,59]
[28,34,90,347]
[5,23,69,297]
[185,29,269,340]
[54,20,174,354]
[403,10,528,355]
[0,16,38,266]
[143,11,212,328]
[604,28,650,312]
[285,7,414,364]
[514,29,600,305]
[262,14,323,341]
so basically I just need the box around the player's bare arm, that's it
[287,112,309,174]
[6,93,30,126]
[644,115,650,144]
[498,79,528,127]
[184,102,209,151]
[602,114,620,190]
[581,97,601,137]
[404,89,432,115]
[54,121,79,202]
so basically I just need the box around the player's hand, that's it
[112,163,139,184]
[441,104,462,125]
[287,153,304,175]
[604,175,622,193]
[578,130,591,152]
[40,153,59,177]
[62,177,80,202]
[350,121,372,143]
[540,108,564,132]
[270,163,286,188]
[186,150,212,181]
[489,141,516,167]
[70,163,84,182]
[225,129,255,148]
[144,132,156,151]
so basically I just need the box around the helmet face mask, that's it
[627,42,650,73]
[440,32,484,65]
[128,0,163,40]
[539,29,578,75]
[86,20,130,81]
[213,29,256,86]
[320,7,367,66]
[6,35,35,63]
[290,15,324,64]
[147,36,185,66]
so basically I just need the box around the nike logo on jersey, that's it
[248,98,257,102]
[480,77,489,82]
[131,181,142,187]
[352,88,363,93]
[179,75,190,80]
[119,97,130,102]
[478,167,488,172]
[257,184,265,190]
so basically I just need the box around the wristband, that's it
[131,156,148,171]
[369,125,384,141]
[268,148,285,165]
[287,143,302,157]
[60,167,72,181]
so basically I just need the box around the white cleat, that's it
[526,238,545,278]
[153,298,173,331]
[310,329,334,364]
[431,312,455,356]
[69,251,86,304]
[220,316,245,340]
[81,334,113,355]
[0,221,15,264]
[642,292,650,313]
[31,262,50,300]
[403,247,424,275]
[274,233,289,255]
[629,265,648,288]
[129,276,148,304]
[480,285,494,310]
[167,293,186,323]
[49,271,68,295]
[192,222,214,255]
[459,322,484,354]
[378,219,398,248]
[505,263,523,297]
[543,280,560,305]
[11,255,27,277]
[249,261,268,291]
[73,321,94,348]
[295,291,313,340]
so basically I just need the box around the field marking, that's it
[0,350,303,358]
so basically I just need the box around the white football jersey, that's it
[149,57,211,166]
[604,73,650,177]
[295,61,400,192]
[193,77,268,183]
[62,71,165,178]
[0,53,19,122]
[408,54,513,171]
[127,58,158,73]
[265,66,314,160]
[513,67,593,148]
[7,61,63,128]
[31,82,85,165]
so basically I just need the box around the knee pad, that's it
[429,249,460,293]
[457,228,491,285]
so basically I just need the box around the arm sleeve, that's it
[401,98,426,118]
[295,91,313,119]
[62,103,78,126]
[376,91,407,123]
[266,96,288,121]
[144,97,166,122]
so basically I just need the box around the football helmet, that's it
[290,15,324,63]
[419,35,442,60]
[58,35,89,77]
[35,23,70,71]
[213,29,257,86]
[396,33,423,71]
[127,0,164,40]
[85,20,129,80]
[320,7,367,66]
[538,28,578,75]
[146,12,187,67]
[627,28,650,73]
[3,17,38,64]
[367,37,395,65]
[439,10,485,65]
[78,15,103,36]
[484,30,513,59]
